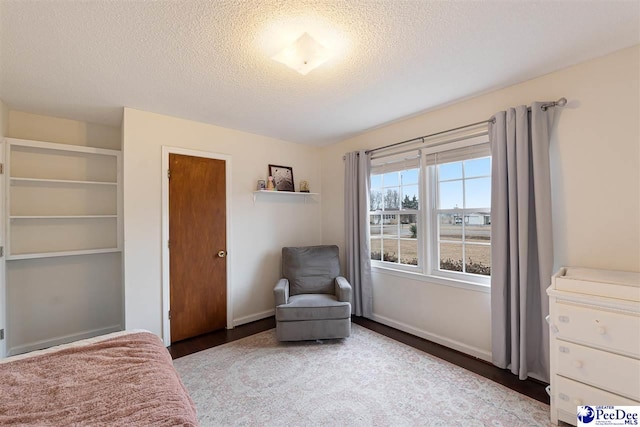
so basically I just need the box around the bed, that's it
[0,330,198,426]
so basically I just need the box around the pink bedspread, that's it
[0,332,198,426]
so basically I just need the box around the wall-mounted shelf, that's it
[252,190,319,205]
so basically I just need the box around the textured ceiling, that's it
[1,1,638,146]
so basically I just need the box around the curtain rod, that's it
[365,97,567,155]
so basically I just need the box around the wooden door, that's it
[169,153,226,343]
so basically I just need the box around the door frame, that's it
[0,140,5,358]
[161,146,233,346]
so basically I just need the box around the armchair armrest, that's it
[334,276,352,303]
[274,278,290,306]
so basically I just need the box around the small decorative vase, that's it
[266,176,275,191]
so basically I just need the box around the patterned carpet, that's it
[173,324,550,426]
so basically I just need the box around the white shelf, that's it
[7,248,122,261]
[10,215,117,219]
[10,177,117,186]
[252,190,318,204]
[4,137,120,156]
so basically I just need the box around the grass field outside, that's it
[370,223,491,275]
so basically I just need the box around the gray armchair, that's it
[274,245,352,341]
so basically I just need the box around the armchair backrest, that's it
[282,245,340,296]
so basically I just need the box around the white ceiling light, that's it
[271,32,330,75]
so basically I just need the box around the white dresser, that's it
[547,267,640,426]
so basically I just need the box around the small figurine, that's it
[299,180,310,193]
[257,180,266,190]
[266,176,276,191]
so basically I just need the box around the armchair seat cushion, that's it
[276,294,351,322]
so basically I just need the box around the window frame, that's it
[370,134,491,288]
[369,166,421,272]
[426,166,491,286]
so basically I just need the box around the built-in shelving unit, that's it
[5,138,122,260]
[2,137,124,358]
[252,190,319,204]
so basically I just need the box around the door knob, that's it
[217,250,227,258]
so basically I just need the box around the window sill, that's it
[371,264,490,293]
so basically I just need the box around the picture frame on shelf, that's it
[268,164,294,192]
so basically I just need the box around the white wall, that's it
[122,108,322,337]
[320,46,640,360]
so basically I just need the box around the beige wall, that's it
[122,108,322,337]
[7,254,122,354]
[0,100,8,137]
[320,46,640,359]
[8,110,121,150]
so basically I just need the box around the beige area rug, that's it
[173,324,550,426]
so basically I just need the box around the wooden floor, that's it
[168,316,549,405]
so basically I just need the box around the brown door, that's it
[169,153,227,343]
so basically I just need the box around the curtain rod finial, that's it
[556,97,567,107]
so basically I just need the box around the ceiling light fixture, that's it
[271,32,330,75]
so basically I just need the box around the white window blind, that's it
[425,137,490,166]
[371,151,420,174]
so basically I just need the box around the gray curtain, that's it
[344,150,373,317]
[489,103,555,381]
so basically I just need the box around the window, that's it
[431,154,491,278]
[369,158,420,268]
[370,136,491,286]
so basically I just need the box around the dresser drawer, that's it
[554,375,640,415]
[556,340,640,400]
[554,302,640,357]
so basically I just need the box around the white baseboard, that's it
[368,313,492,362]
[232,309,274,328]
[229,310,492,363]
[7,324,122,357]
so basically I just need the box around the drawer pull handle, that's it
[573,360,583,368]
[559,393,569,401]
[597,326,606,335]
